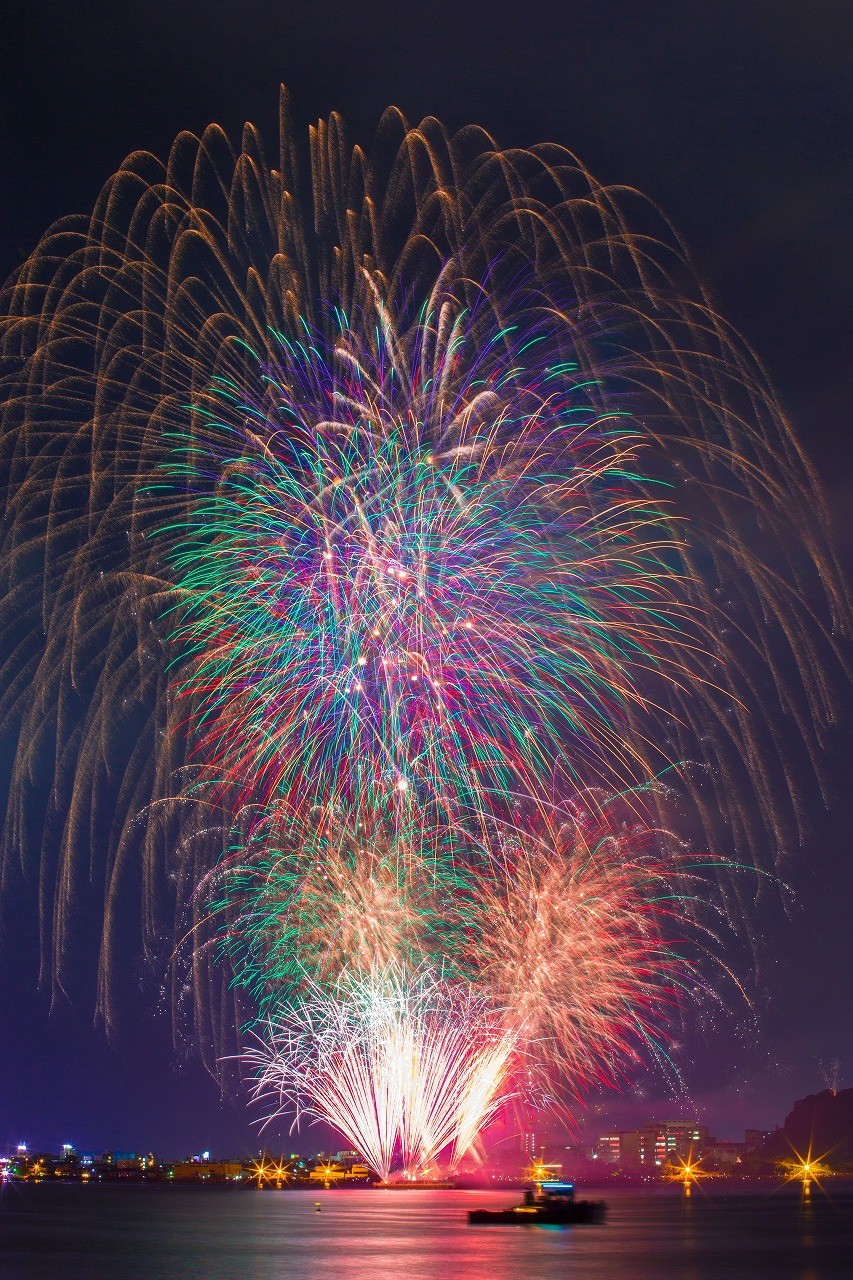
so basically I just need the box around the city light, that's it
[777,1148,833,1194]
[664,1155,710,1196]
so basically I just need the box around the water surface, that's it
[2,1184,851,1279]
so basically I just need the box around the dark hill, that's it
[760,1087,853,1164]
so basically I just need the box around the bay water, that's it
[2,1184,851,1278]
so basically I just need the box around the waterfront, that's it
[2,1185,852,1279]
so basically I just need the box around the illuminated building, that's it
[594,1133,622,1163]
[594,1122,710,1167]
[705,1140,745,1167]
[170,1160,244,1182]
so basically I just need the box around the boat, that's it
[468,1179,606,1226]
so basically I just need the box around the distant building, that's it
[594,1121,709,1167]
[563,1142,594,1168]
[594,1133,622,1163]
[706,1141,745,1167]
[170,1161,244,1182]
[309,1163,347,1183]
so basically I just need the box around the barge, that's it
[468,1179,606,1226]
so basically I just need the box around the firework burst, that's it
[245,965,516,1180]
[165,303,696,822]
[0,91,847,1163]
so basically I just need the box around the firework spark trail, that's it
[244,967,518,1179]
[470,798,741,1094]
[203,798,477,1009]
[225,788,746,1167]
[165,311,696,823]
[0,91,848,1162]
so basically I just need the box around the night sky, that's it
[1,0,851,1158]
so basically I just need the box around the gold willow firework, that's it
[0,90,847,1168]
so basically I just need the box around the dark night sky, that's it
[1,1,851,1157]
